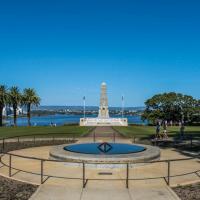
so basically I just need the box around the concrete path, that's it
[1,127,199,200]
[88,126,121,138]
[30,180,180,200]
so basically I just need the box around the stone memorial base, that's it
[80,118,128,126]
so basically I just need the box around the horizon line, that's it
[37,105,145,108]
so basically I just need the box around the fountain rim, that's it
[49,143,161,164]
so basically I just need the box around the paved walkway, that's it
[0,127,199,199]
[1,145,199,200]
[30,181,180,200]
[88,126,121,138]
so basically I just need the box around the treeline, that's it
[0,85,40,127]
[142,92,200,125]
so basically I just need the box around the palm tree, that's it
[9,86,22,126]
[0,85,8,127]
[23,88,40,126]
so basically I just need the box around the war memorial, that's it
[80,82,128,126]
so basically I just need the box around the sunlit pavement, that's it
[0,134,199,199]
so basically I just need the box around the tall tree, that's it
[22,88,40,126]
[142,92,199,125]
[9,86,22,126]
[0,85,8,127]
[191,100,200,124]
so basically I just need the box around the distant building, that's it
[2,106,23,116]
[3,107,7,116]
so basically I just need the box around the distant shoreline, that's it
[4,114,146,127]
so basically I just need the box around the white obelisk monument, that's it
[98,82,109,118]
[80,82,128,126]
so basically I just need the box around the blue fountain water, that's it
[64,143,146,155]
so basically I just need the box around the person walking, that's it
[162,121,168,139]
[155,122,161,139]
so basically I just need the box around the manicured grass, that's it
[114,126,200,138]
[0,125,199,139]
[0,126,91,138]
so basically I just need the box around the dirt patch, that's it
[0,175,38,200]
[173,183,200,200]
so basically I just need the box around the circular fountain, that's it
[49,142,160,164]
[64,142,146,154]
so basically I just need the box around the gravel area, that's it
[0,139,77,153]
[0,175,38,200]
[173,183,200,200]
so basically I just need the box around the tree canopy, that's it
[22,88,40,126]
[0,85,9,126]
[0,86,41,127]
[142,92,199,125]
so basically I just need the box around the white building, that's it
[2,106,23,116]
[2,107,7,116]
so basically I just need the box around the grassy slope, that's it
[115,126,200,138]
[0,126,91,138]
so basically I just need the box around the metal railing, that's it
[0,133,199,188]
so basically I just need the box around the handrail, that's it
[0,132,199,188]
[1,131,198,141]
[1,153,200,180]
[0,126,95,140]
[0,132,81,140]
[112,126,200,138]
[0,132,200,163]
[3,151,199,164]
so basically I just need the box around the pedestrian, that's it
[155,122,161,139]
[162,121,168,139]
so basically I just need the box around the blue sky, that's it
[0,0,200,106]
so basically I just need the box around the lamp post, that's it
[122,95,124,118]
[83,96,86,119]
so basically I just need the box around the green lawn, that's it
[0,126,91,139]
[0,125,200,140]
[114,126,200,138]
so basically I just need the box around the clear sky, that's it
[0,0,200,107]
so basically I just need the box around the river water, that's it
[5,114,146,126]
